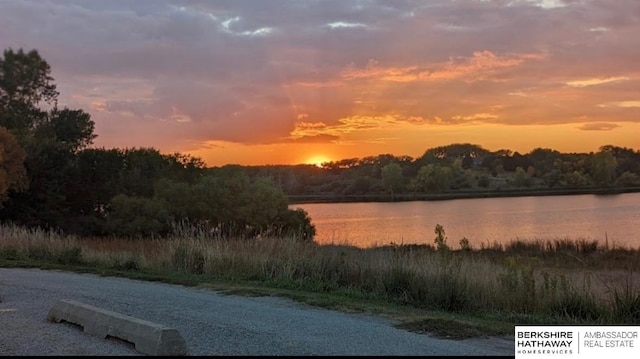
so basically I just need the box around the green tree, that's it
[564,171,590,188]
[164,152,206,184]
[418,143,489,169]
[615,171,640,187]
[512,166,532,187]
[155,173,315,240]
[61,148,125,235]
[0,48,97,229]
[0,126,28,205]
[449,159,473,189]
[527,148,561,177]
[274,207,316,241]
[590,151,617,187]
[34,108,96,153]
[228,177,289,235]
[119,148,172,197]
[105,194,172,238]
[413,164,451,192]
[0,48,57,142]
[342,176,372,195]
[7,137,76,227]
[477,174,491,188]
[381,162,403,198]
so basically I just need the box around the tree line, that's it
[0,48,315,240]
[231,143,640,201]
[2,47,637,240]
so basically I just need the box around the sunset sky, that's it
[1,0,639,166]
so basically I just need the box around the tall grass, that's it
[1,223,639,324]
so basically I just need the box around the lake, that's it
[290,192,640,249]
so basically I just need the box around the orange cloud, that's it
[577,123,621,131]
[340,51,545,83]
[566,76,630,88]
[598,101,640,108]
[284,134,340,143]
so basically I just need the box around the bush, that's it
[0,246,21,260]
[110,256,141,271]
[28,247,54,261]
[57,247,84,265]
[105,194,172,238]
[275,208,316,241]
[434,224,449,251]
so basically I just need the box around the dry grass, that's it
[1,223,639,323]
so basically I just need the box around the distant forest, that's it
[220,142,640,203]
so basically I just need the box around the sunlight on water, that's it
[291,193,640,249]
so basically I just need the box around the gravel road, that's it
[0,268,514,356]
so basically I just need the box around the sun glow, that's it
[305,155,331,167]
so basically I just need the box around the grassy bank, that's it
[1,223,639,339]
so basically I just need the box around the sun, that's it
[305,155,331,168]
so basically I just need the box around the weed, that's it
[57,247,84,265]
[110,256,141,271]
[549,292,603,322]
[0,246,21,260]
[433,224,450,252]
[459,237,471,251]
[608,281,640,324]
[171,245,206,274]
[28,247,54,262]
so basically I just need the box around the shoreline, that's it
[287,186,640,204]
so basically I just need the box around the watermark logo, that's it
[515,326,638,359]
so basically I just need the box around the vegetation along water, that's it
[1,48,640,338]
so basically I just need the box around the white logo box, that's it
[515,326,639,359]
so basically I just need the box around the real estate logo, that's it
[515,326,639,359]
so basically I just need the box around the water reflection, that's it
[291,193,640,249]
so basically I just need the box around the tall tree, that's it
[381,162,404,198]
[0,48,58,142]
[590,151,618,187]
[413,164,452,192]
[0,48,97,229]
[0,126,28,205]
[35,108,96,153]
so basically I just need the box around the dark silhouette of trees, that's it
[381,163,404,198]
[258,144,640,200]
[0,48,96,228]
[0,47,315,240]
[0,126,28,206]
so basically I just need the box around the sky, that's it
[1,0,639,167]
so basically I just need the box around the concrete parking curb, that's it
[47,299,187,356]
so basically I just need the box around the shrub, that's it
[459,237,471,251]
[110,256,141,271]
[434,224,449,251]
[57,247,84,265]
[0,246,21,260]
[28,247,54,261]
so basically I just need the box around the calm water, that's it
[291,192,640,249]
